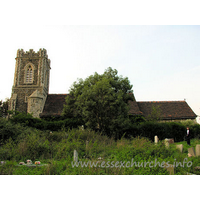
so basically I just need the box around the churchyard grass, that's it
[1,118,200,175]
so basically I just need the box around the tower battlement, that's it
[9,48,51,117]
[16,48,50,66]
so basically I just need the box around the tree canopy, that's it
[0,99,9,118]
[62,67,134,137]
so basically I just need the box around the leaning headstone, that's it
[164,138,174,148]
[176,144,183,153]
[164,163,174,175]
[165,139,170,148]
[74,150,78,162]
[188,147,196,157]
[195,144,200,157]
[154,136,159,144]
[86,140,89,150]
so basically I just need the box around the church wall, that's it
[28,97,44,118]
[9,49,51,117]
[18,59,39,86]
[12,88,43,113]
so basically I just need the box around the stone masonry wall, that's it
[9,49,51,118]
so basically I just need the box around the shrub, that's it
[190,124,200,139]
[0,118,23,143]
[0,138,16,160]
[167,122,185,142]
[9,112,84,131]
[138,122,168,141]
[18,132,51,160]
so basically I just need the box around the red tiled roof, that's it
[137,101,197,120]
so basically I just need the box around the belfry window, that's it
[26,66,33,83]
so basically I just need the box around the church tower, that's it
[9,49,51,118]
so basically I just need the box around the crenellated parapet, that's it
[9,48,51,117]
[16,49,50,66]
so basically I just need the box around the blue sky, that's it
[0,25,199,122]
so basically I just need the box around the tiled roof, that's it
[40,94,68,117]
[40,94,197,120]
[137,101,197,120]
[128,100,143,115]
[127,93,143,115]
[40,93,143,117]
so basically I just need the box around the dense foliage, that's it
[1,117,200,175]
[9,111,83,131]
[63,67,133,138]
[0,99,8,117]
[7,111,200,142]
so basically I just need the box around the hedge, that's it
[5,112,200,142]
[126,121,199,142]
[9,112,84,131]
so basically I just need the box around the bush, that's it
[9,112,84,131]
[168,122,185,142]
[190,124,200,139]
[9,112,42,126]
[0,118,23,143]
[137,122,168,141]
[1,120,200,174]
[126,121,200,142]
[0,138,16,160]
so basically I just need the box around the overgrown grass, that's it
[1,118,200,175]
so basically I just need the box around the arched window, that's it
[26,66,33,83]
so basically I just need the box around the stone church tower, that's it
[9,49,51,118]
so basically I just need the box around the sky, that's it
[0,25,199,122]
[1,0,200,197]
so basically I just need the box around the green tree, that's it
[0,98,9,118]
[147,105,162,121]
[62,67,134,138]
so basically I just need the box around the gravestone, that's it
[165,138,174,148]
[154,136,159,144]
[74,150,78,162]
[164,139,170,148]
[168,138,174,144]
[195,144,200,157]
[188,147,195,157]
[86,140,89,150]
[176,144,183,153]
[164,163,174,175]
